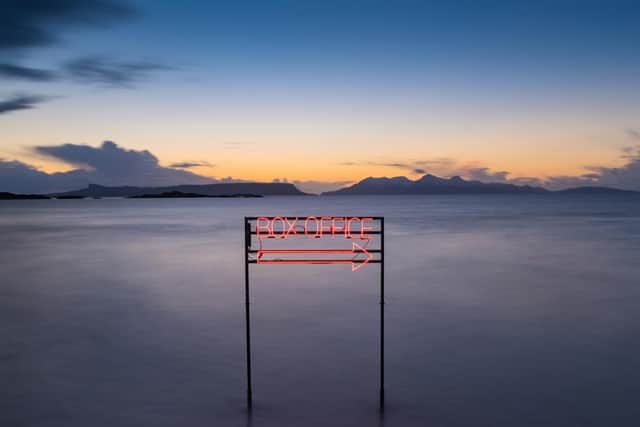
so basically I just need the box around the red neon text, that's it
[256,216,375,240]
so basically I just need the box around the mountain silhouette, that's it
[0,192,51,200]
[4,177,636,199]
[52,183,306,198]
[129,191,263,198]
[322,174,548,195]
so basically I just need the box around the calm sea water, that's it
[2,195,640,427]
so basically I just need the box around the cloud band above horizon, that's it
[1,141,640,194]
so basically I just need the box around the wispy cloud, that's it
[0,94,49,115]
[0,63,57,81]
[373,162,412,169]
[342,158,457,176]
[0,1,170,114]
[64,56,171,87]
[169,161,212,169]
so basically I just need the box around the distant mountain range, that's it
[1,176,636,199]
[322,175,638,195]
[52,183,306,197]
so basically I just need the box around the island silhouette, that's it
[1,174,638,199]
[323,175,637,195]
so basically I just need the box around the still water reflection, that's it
[1,195,640,426]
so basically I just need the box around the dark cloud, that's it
[413,168,426,174]
[0,140,216,193]
[462,167,510,183]
[169,161,212,169]
[0,0,135,51]
[33,141,213,187]
[0,94,49,115]
[64,56,171,86]
[437,153,640,191]
[465,147,640,190]
[509,177,543,187]
[0,159,89,194]
[440,142,640,190]
[0,63,57,81]
[547,146,640,191]
[534,146,639,190]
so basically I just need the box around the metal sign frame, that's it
[243,216,385,412]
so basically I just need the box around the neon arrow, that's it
[256,242,373,271]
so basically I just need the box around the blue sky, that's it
[2,0,640,192]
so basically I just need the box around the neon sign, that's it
[256,243,373,271]
[255,216,374,240]
[245,216,382,272]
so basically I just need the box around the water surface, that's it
[2,195,640,426]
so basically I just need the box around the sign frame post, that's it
[243,216,385,412]
[379,217,385,411]
[244,219,253,410]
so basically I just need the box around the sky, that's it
[1,0,640,193]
